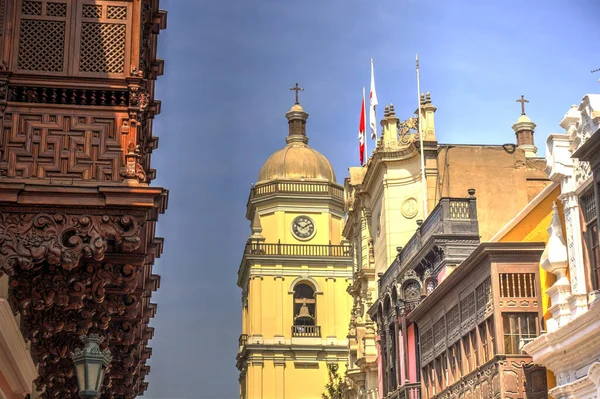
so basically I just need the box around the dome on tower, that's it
[258,144,336,182]
[257,101,336,183]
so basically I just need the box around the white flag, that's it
[369,58,379,140]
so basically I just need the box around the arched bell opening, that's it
[293,283,316,326]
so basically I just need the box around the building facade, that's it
[0,1,168,398]
[409,242,548,399]
[524,94,600,398]
[343,95,549,399]
[236,100,353,399]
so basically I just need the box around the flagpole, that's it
[416,53,428,219]
[363,86,367,160]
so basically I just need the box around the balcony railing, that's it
[291,325,321,337]
[248,180,344,204]
[380,193,478,290]
[396,383,421,399]
[244,241,352,258]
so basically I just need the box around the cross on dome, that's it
[516,95,529,115]
[290,82,304,105]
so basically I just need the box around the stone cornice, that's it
[360,146,419,196]
[523,303,600,371]
[247,267,352,279]
[572,125,600,167]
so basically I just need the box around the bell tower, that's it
[236,88,353,399]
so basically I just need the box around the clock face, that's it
[292,216,315,240]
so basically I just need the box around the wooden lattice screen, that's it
[13,0,131,77]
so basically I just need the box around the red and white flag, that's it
[369,58,379,140]
[359,87,366,165]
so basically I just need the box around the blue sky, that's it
[145,1,599,398]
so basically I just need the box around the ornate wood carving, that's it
[0,112,129,181]
[1,0,167,396]
[0,211,143,274]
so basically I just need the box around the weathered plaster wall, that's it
[437,145,550,241]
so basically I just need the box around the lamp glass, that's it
[75,362,86,392]
[86,363,101,391]
[96,367,106,392]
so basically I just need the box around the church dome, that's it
[257,99,336,183]
[258,143,336,182]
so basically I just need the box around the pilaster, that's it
[560,191,588,299]
[326,277,335,339]
[274,359,285,399]
[251,360,264,398]
[275,276,284,341]
[250,276,263,340]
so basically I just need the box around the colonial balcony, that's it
[386,383,421,399]
[238,333,248,353]
[379,192,480,291]
[291,325,321,337]
[244,241,352,258]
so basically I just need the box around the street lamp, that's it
[70,334,112,399]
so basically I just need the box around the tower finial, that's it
[290,82,304,105]
[516,95,529,115]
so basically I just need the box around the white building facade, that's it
[525,94,600,399]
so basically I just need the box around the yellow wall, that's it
[495,184,561,389]
[259,210,344,245]
[243,267,351,338]
[240,195,352,399]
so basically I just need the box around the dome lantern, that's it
[256,84,336,183]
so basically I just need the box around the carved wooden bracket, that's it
[0,212,143,276]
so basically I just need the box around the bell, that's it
[295,303,313,321]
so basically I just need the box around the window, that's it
[441,352,448,389]
[582,190,600,289]
[463,335,472,374]
[488,319,495,359]
[479,322,489,363]
[14,0,132,77]
[503,313,538,354]
[470,330,478,368]
[448,346,456,384]
[455,342,462,379]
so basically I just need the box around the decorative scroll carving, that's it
[121,143,147,183]
[0,212,143,275]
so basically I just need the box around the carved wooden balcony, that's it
[380,193,480,290]
[291,325,321,337]
[386,382,421,399]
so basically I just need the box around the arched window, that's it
[293,283,316,326]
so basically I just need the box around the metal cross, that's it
[516,95,529,115]
[290,82,304,104]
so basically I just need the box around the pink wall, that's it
[377,335,383,399]
[407,325,417,383]
[398,326,405,386]
[0,371,25,399]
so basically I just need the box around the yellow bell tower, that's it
[236,87,353,399]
